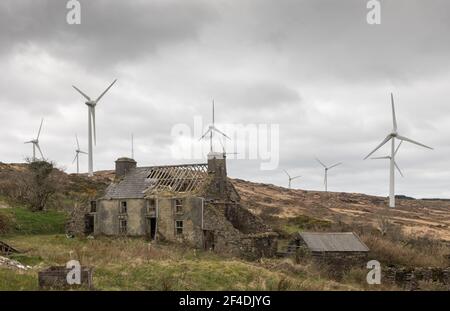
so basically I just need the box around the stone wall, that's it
[225,203,271,234]
[384,266,450,290]
[38,266,93,289]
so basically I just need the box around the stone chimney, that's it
[207,152,227,198]
[115,157,137,179]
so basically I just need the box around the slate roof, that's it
[298,232,369,252]
[102,164,209,199]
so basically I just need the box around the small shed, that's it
[289,232,369,266]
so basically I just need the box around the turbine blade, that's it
[36,118,44,140]
[72,85,91,101]
[394,161,404,177]
[364,135,392,160]
[80,151,88,155]
[394,140,403,156]
[396,135,433,150]
[328,162,342,170]
[291,175,301,180]
[391,93,397,132]
[212,126,230,140]
[212,99,215,125]
[95,79,117,103]
[36,144,44,159]
[199,128,212,140]
[72,153,78,164]
[24,141,33,144]
[315,157,327,168]
[371,156,390,160]
[283,169,290,178]
[76,134,80,150]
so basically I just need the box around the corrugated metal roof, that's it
[299,232,369,252]
[102,164,208,199]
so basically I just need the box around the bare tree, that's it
[20,159,62,211]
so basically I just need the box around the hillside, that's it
[1,162,449,241]
[232,179,450,241]
[0,162,449,290]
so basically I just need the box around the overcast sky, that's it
[1,0,449,198]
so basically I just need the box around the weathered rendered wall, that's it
[96,196,203,244]
[156,196,203,246]
[96,199,146,236]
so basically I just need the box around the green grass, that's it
[0,235,354,291]
[282,215,331,234]
[0,208,67,235]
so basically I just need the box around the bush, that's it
[0,211,14,234]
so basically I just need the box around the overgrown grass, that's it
[0,208,67,235]
[0,235,354,291]
[281,215,332,235]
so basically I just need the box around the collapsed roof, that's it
[102,164,209,199]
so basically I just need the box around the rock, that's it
[0,256,31,270]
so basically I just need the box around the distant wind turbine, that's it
[316,158,342,192]
[72,135,88,174]
[283,170,301,189]
[200,99,230,153]
[371,141,404,177]
[72,79,117,177]
[24,118,44,161]
[364,93,432,208]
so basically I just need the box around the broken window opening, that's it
[174,199,183,214]
[119,219,127,234]
[120,201,127,214]
[90,200,97,213]
[175,220,183,236]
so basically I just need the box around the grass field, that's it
[0,205,446,291]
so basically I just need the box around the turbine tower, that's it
[283,170,301,189]
[364,93,432,208]
[72,79,117,177]
[72,135,88,174]
[200,100,230,153]
[316,158,342,192]
[24,118,44,161]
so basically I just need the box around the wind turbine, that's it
[24,118,44,161]
[72,135,88,174]
[371,141,404,177]
[283,170,301,189]
[200,100,230,153]
[364,93,432,208]
[316,158,342,192]
[72,79,117,177]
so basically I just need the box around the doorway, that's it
[84,215,94,235]
[203,230,215,251]
[148,217,157,240]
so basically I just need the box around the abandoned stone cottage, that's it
[86,152,277,259]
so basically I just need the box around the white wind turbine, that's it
[283,170,301,189]
[200,100,230,153]
[24,118,45,161]
[72,135,88,174]
[316,158,342,192]
[364,93,433,208]
[72,79,117,177]
[371,141,404,178]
